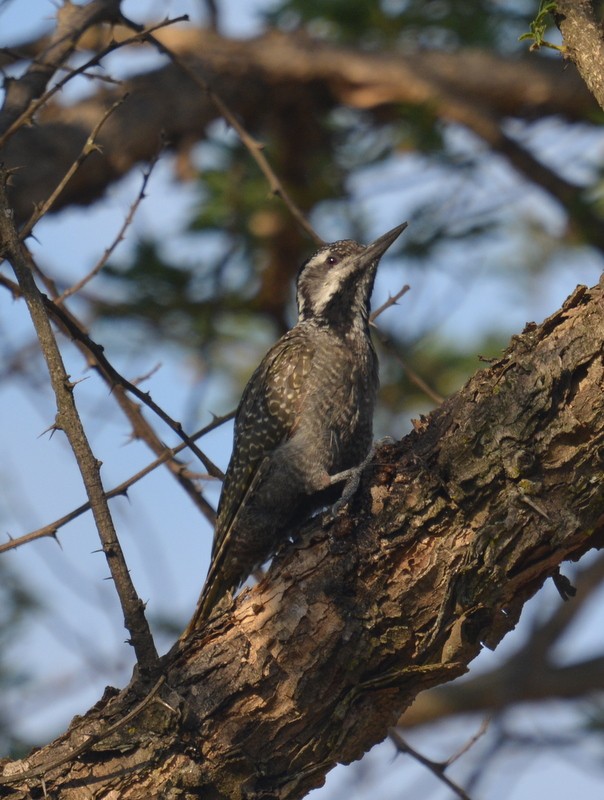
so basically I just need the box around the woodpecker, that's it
[184,221,407,634]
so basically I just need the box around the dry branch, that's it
[0,267,223,523]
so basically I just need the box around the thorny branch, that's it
[0,268,223,517]
[370,282,445,405]
[0,170,159,676]
[0,1,223,520]
[56,148,161,303]
[387,719,489,799]
[389,730,474,800]
[19,95,128,240]
[0,410,235,554]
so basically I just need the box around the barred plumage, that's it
[184,222,407,633]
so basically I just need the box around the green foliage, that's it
[519,1,564,52]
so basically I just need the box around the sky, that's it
[1,2,604,799]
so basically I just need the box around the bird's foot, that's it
[323,447,375,522]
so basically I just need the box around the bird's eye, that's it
[326,255,339,266]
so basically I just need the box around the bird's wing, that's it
[212,330,315,556]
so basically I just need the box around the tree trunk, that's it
[1,280,603,798]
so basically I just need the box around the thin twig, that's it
[19,96,128,240]
[369,284,410,322]
[0,410,235,554]
[389,729,473,800]
[447,717,490,766]
[0,273,221,526]
[51,297,224,477]
[0,0,123,139]
[120,14,323,246]
[0,169,159,676]
[369,282,444,405]
[375,327,445,405]
[6,107,216,521]
[56,147,162,303]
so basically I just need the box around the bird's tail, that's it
[181,571,227,638]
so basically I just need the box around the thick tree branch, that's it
[400,551,604,728]
[1,279,602,798]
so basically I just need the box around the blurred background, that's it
[1,1,604,797]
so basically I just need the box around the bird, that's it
[184,221,407,634]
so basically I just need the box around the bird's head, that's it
[296,222,407,329]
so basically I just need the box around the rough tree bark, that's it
[1,279,602,799]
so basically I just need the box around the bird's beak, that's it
[361,221,408,266]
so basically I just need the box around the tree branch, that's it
[400,552,604,728]
[122,15,323,246]
[0,13,188,148]
[556,0,604,112]
[0,170,159,678]
[0,410,234,554]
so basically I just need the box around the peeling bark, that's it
[1,280,603,799]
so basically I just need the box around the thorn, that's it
[519,494,551,522]
[39,422,61,439]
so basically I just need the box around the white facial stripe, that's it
[312,266,349,315]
